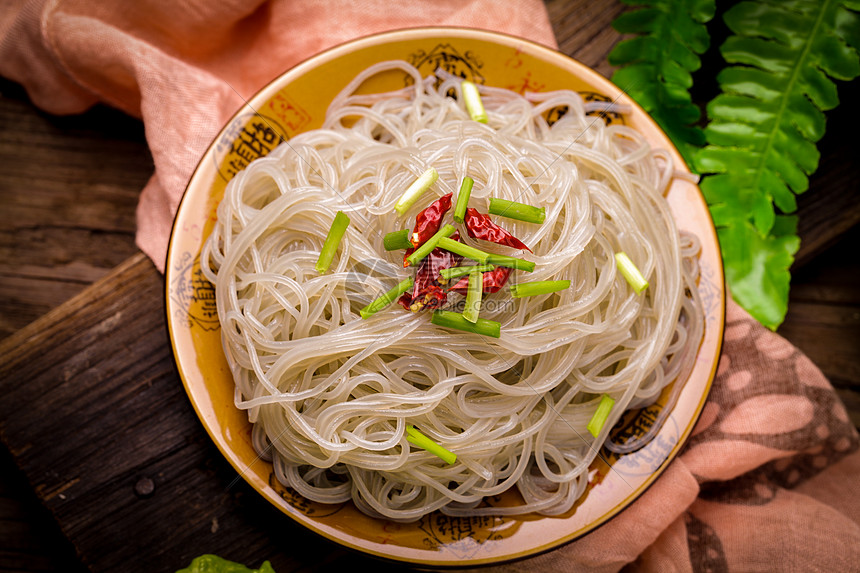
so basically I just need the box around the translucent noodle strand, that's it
[201,61,704,522]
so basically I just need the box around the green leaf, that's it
[609,0,716,167]
[718,216,800,330]
[176,555,276,573]
[696,0,860,329]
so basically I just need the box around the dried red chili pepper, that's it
[397,291,412,309]
[449,266,513,295]
[402,247,415,268]
[410,193,453,247]
[463,208,532,252]
[397,285,446,311]
[400,236,463,311]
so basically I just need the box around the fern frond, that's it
[696,0,860,329]
[608,0,716,167]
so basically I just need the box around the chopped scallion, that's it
[439,264,494,281]
[315,211,350,273]
[463,270,483,323]
[587,394,616,438]
[383,229,413,251]
[405,224,456,266]
[359,277,414,319]
[453,176,474,223]
[486,254,535,272]
[436,237,490,264]
[394,167,439,215]
[431,310,500,338]
[461,81,488,123]
[509,280,570,298]
[615,252,649,294]
[406,425,457,464]
[488,197,546,224]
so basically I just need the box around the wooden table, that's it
[2,2,859,571]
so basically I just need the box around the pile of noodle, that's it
[201,61,703,521]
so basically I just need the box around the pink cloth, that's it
[2,2,858,571]
[0,0,554,271]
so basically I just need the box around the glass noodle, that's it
[201,61,704,521]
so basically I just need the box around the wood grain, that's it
[0,444,84,573]
[545,0,627,77]
[780,226,860,424]
[0,254,406,572]
[0,80,152,340]
[793,79,860,266]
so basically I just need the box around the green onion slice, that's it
[453,176,474,223]
[383,229,413,251]
[488,197,546,224]
[461,81,488,123]
[438,264,494,281]
[405,224,456,266]
[406,425,457,464]
[359,277,414,319]
[486,254,535,272]
[394,167,438,215]
[587,394,616,438]
[463,270,483,323]
[615,252,649,294]
[509,280,570,298]
[431,310,500,338]
[435,237,490,264]
[315,210,350,273]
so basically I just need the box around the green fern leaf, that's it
[608,0,716,167]
[696,0,860,329]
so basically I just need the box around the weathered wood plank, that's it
[0,446,84,573]
[0,79,151,340]
[779,227,860,390]
[0,254,405,572]
[545,0,626,77]
[779,301,860,385]
[793,79,860,267]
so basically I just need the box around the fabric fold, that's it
[0,0,556,270]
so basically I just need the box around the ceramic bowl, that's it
[165,27,725,568]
